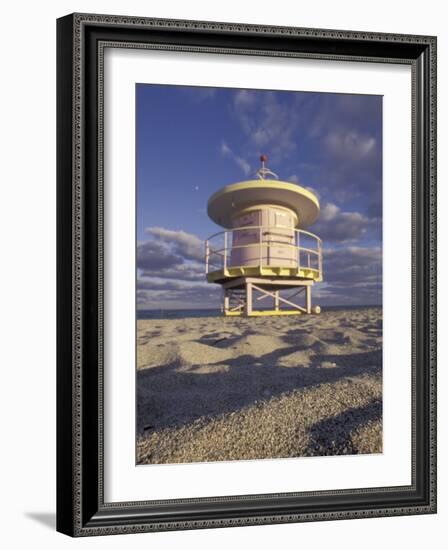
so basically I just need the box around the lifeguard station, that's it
[205,155,323,316]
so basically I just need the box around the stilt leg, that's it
[306,285,311,314]
[245,282,253,317]
[223,289,229,315]
[274,290,279,312]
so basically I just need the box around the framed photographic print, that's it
[56,13,437,536]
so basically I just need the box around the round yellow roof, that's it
[207,180,320,229]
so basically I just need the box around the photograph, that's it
[135,85,383,465]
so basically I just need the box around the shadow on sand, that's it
[303,398,382,456]
[137,341,382,434]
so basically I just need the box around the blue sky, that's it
[136,84,382,309]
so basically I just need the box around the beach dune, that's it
[137,308,382,464]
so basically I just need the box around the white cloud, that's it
[139,262,205,282]
[136,284,221,309]
[220,142,232,156]
[324,130,376,162]
[136,222,382,308]
[137,227,219,309]
[287,175,321,200]
[220,141,251,176]
[145,227,204,262]
[319,202,340,221]
[314,245,382,305]
[137,239,183,270]
[137,278,210,291]
[311,202,377,243]
[235,157,251,175]
[231,91,300,161]
[233,89,256,108]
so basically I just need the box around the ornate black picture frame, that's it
[56,13,437,536]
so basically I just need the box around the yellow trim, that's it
[207,266,322,283]
[207,179,320,228]
[224,309,303,317]
[209,180,320,210]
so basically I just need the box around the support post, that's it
[306,285,311,314]
[245,282,253,316]
[274,290,279,311]
[223,289,229,315]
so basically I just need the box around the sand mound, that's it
[136,307,383,463]
[225,334,288,357]
[137,343,179,370]
[138,339,234,370]
[276,349,312,368]
[176,341,234,365]
[178,364,231,375]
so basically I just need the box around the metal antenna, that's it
[255,154,278,180]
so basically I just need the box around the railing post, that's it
[223,231,228,272]
[205,227,322,279]
[319,239,323,278]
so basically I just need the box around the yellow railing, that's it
[205,226,323,278]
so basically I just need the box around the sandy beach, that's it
[136,307,382,464]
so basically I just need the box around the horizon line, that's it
[137,304,382,311]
